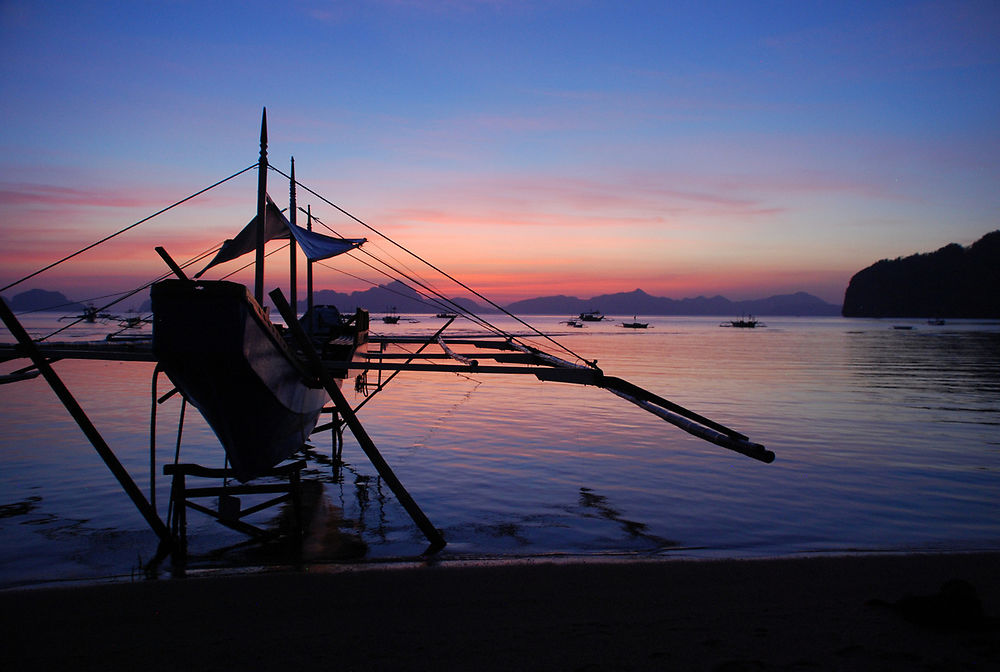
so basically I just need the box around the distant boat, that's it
[579,310,605,322]
[435,312,458,319]
[117,312,152,329]
[563,319,584,328]
[60,304,114,323]
[720,315,764,328]
[892,325,914,330]
[927,318,946,326]
[622,316,648,329]
[382,306,400,324]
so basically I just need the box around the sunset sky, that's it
[2,1,998,306]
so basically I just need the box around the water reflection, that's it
[0,496,42,519]
[847,330,1000,394]
[3,316,1000,586]
[845,329,1000,435]
[577,487,676,548]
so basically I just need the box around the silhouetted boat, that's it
[152,282,367,481]
[152,113,366,481]
[382,307,400,324]
[720,315,764,328]
[622,316,648,329]
[116,313,151,329]
[60,304,114,323]
[927,318,946,326]
[579,310,605,321]
[435,312,458,319]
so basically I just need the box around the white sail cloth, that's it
[196,195,365,278]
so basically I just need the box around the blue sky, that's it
[2,0,998,304]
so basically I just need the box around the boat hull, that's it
[152,280,338,481]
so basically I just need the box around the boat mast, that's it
[254,108,268,305]
[306,204,314,321]
[288,157,298,315]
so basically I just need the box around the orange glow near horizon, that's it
[0,125,935,310]
[3,2,998,317]
[0,184,857,307]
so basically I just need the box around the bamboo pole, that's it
[288,157,298,315]
[0,297,172,547]
[254,108,268,305]
[269,288,445,551]
[351,317,456,415]
[306,204,314,328]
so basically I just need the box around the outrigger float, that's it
[0,110,773,564]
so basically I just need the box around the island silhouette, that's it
[842,230,1000,318]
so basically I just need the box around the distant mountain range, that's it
[305,281,839,316]
[305,280,487,315]
[4,281,840,317]
[505,289,839,316]
[842,230,1000,318]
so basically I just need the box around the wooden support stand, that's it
[164,459,305,559]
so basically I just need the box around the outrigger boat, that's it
[579,309,605,321]
[382,307,401,324]
[622,316,649,329]
[151,280,366,481]
[150,114,367,482]
[60,304,115,323]
[721,315,765,328]
[0,109,774,559]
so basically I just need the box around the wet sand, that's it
[2,553,998,671]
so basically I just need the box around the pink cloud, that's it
[0,180,249,211]
[0,183,152,208]
[369,172,789,231]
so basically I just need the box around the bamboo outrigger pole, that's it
[0,297,172,549]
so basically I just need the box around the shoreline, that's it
[3,551,998,670]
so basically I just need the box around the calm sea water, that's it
[2,314,998,588]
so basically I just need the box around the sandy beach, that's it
[2,552,998,671]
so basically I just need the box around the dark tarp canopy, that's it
[196,195,365,278]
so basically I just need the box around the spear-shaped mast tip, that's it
[260,107,268,147]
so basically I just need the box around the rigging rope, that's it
[2,163,257,294]
[307,219,478,321]
[301,211,521,336]
[10,158,590,366]
[38,244,221,342]
[220,242,289,281]
[273,165,593,365]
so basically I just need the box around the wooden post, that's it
[254,108,268,305]
[0,297,172,548]
[170,470,187,557]
[288,157,298,315]
[154,246,189,281]
[306,204,314,328]
[269,288,445,551]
